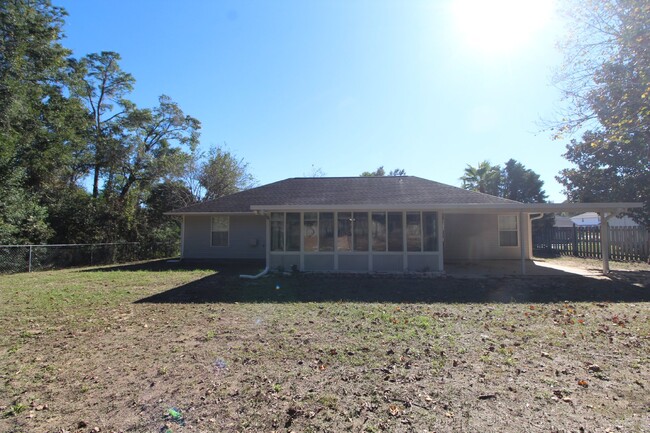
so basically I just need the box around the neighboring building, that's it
[167,176,640,274]
[570,211,639,227]
[553,215,574,228]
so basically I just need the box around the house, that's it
[553,215,574,228]
[167,176,640,274]
[570,211,639,227]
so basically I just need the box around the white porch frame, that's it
[250,202,641,275]
[265,210,442,273]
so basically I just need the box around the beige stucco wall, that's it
[183,214,266,259]
[443,213,530,261]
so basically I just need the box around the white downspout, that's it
[523,213,544,274]
[240,212,270,279]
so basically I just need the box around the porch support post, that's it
[599,211,612,274]
[266,216,271,271]
[300,212,305,271]
[180,215,185,259]
[438,212,444,273]
[402,211,408,272]
[519,211,526,275]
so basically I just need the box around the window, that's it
[337,212,352,252]
[338,212,371,252]
[303,212,318,252]
[319,212,334,251]
[286,213,301,251]
[387,212,403,251]
[211,216,229,247]
[498,215,518,247]
[423,212,438,251]
[406,212,422,251]
[270,213,285,251]
[298,212,337,252]
[372,212,387,251]
[271,212,301,252]
[353,212,369,251]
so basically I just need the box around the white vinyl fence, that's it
[0,242,180,274]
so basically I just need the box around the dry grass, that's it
[544,255,650,272]
[0,260,648,433]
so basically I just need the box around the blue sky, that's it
[58,0,570,202]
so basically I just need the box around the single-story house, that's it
[570,211,639,227]
[553,215,574,228]
[167,176,640,274]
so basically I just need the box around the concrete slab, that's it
[444,259,606,278]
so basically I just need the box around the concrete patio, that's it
[444,259,606,278]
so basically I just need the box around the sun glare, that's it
[450,0,555,56]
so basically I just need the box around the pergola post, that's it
[599,211,612,274]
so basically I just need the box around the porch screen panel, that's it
[337,212,352,252]
[406,212,422,251]
[353,212,369,251]
[387,212,403,251]
[423,212,438,251]
[286,213,301,251]
[372,212,387,251]
[319,212,335,251]
[270,213,284,251]
[304,212,318,252]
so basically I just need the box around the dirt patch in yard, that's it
[0,260,648,433]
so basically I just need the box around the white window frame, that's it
[498,215,519,247]
[211,215,230,247]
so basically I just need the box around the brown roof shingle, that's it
[168,176,520,214]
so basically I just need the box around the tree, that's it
[462,159,551,236]
[116,95,200,199]
[360,166,406,177]
[69,52,203,242]
[45,185,99,243]
[557,130,649,225]
[139,181,193,244]
[501,159,547,203]
[461,159,547,203]
[198,146,256,201]
[554,0,649,225]
[71,51,135,198]
[0,169,53,244]
[460,161,501,196]
[305,164,326,177]
[0,0,87,244]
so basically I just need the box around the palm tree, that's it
[460,161,501,196]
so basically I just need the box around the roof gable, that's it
[168,176,520,214]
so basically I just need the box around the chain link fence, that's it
[0,242,180,274]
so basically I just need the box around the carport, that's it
[447,202,643,275]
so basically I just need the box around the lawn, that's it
[0,260,648,433]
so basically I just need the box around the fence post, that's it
[90,244,93,266]
[28,245,32,272]
[572,225,578,256]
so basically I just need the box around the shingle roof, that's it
[168,176,520,214]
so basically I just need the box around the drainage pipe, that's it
[240,266,270,279]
